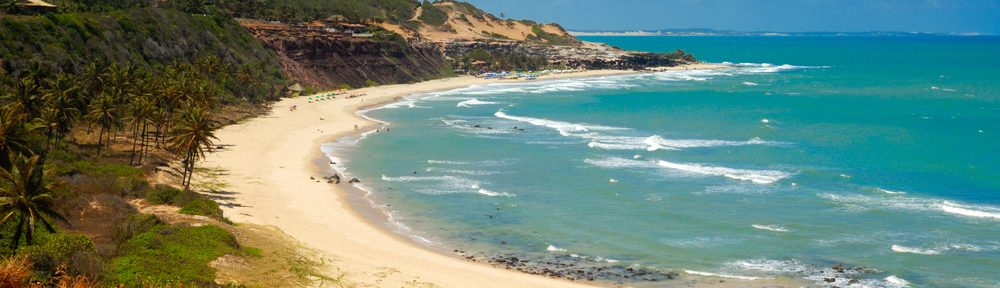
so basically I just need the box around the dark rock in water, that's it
[832,263,845,273]
[330,161,336,164]
[348,178,360,183]
[474,125,481,128]
[849,278,860,284]
[824,277,836,283]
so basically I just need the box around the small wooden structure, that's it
[14,0,58,14]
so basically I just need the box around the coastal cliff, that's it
[240,20,452,89]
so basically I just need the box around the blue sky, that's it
[463,0,1000,34]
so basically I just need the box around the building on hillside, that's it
[324,15,349,23]
[339,23,368,34]
[14,0,57,14]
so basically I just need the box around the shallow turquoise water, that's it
[327,36,1000,287]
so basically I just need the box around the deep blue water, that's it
[327,36,1000,287]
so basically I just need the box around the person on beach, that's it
[354,124,358,130]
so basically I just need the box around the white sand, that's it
[200,70,634,287]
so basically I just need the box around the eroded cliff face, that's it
[242,21,450,89]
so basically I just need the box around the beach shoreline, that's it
[199,64,807,287]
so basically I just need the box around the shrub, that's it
[364,79,378,87]
[113,214,163,247]
[0,256,31,288]
[144,184,187,205]
[105,225,243,287]
[179,198,224,219]
[17,233,98,277]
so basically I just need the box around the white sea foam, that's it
[656,160,791,184]
[381,174,482,195]
[726,62,830,73]
[820,193,1000,221]
[495,111,629,136]
[584,157,657,169]
[725,258,896,287]
[876,188,907,195]
[477,188,516,197]
[456,98,499,107]
[891,244,941,255]
[427,159,469,165]
[941,201,1000,220]
[742,81,759,86]
[751,224,789,232]
[885,275,911,287]
[546,245,567,252]
[684,270,768,280]
[425,167,498,176]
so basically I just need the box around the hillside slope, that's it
[380,0,579,45]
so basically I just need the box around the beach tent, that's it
[288,83,304,97]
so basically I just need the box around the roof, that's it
[325,15,348,22]
[16,0,57,8]
[339,23,367,29]
[288,83,304,92]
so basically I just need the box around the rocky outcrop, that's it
[242,21,451,89]
[442,40,694,71]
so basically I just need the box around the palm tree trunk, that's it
[96,126,105,156]
[139,122,149,164]
[130,123,139,165]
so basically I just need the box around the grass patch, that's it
[104,225,248,287]
[144,184,226,220]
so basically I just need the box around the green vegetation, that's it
[105,224,243,287]
[418,0,448,26]
[528,24,578,46]
[0,8,286,98]
[458,48,547,71]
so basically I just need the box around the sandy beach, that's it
[199,64,803,287]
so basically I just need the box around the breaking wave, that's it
[456,98,499,108]
[752,224,789,232]
[656,160,791,184]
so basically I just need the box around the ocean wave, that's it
[751,224,789,232]
[819,193,1000,221]
[546,245,567,252]
[439,118,513,135]
[456,98,500,108]
[426,159,508,166]
[643,135,782,151]
[941,201,1000,220]
[494,111,629,136]
[876,188,907,195]
[683,270,769,280]
[725,258,898,287]
[742,81,760,86]
[381,174,482,195]
[656,160,791,184]
[885,275,911,287]
[425,167,499,176]
[583,157,657,169]
[891,244,941,255]
[721,62,831,74]
[477,188,516,197]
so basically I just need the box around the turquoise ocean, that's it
[325,36,1000,287]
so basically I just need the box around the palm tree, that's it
[0,153,68,249]
[40,75,81,149]
[125,96,154,166]
[3,77,42,119]
[168,106,219,190]
[85,94,120,156]
[0,108,39,168]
